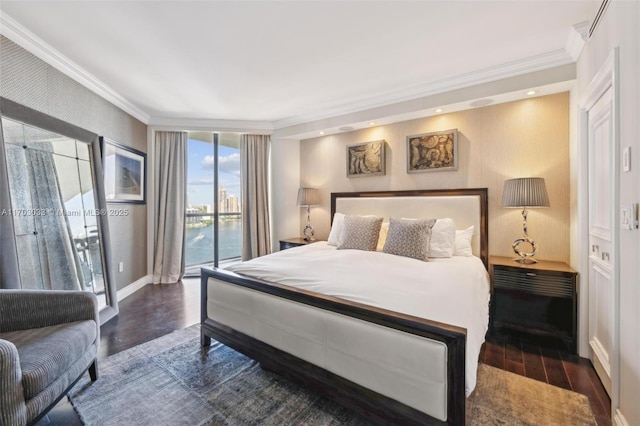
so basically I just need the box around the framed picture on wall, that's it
[407,129,458,173]
[346,140,386,177]
[100,137,146,204]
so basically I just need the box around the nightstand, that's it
[279,238,314,250]
[489,255,578,352]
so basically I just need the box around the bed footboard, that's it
[200,267,466,426]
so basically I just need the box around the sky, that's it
[187,138,240,207]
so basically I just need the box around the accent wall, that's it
[299,92,570,262]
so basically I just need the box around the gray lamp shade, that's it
[502,177,550,208]
[297,187,321,207]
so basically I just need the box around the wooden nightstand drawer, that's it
[490,256,578,353]
[279,238,313,250]
[493,268,574,298]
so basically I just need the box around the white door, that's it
[587,86,615,397]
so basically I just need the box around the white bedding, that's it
[226,241,490,396]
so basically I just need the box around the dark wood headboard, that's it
[330,188,489,269]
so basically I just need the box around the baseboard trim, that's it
[614,408,629,426]
[117,275,151,300]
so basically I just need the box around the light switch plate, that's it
[622,146,631,172]
[621,206,633,230]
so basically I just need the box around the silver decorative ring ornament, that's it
[512,234,537,263]
[303,224,314,241]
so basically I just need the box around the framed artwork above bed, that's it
[407,129,458,173]
[346,140,386,177]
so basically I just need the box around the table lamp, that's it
[297,188,321,241]
[502,177,549,263]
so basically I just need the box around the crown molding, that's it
[148,116,274,134]
[566,21,589,62]
[0,12,151,124]
[1,9,578,133]
[273,49,574,129]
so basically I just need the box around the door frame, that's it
[578,47,620,412]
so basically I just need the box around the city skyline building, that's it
[218,186,241,213]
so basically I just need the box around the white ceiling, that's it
[0,1,599,131]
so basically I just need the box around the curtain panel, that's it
[27,145,85,290]
[240,135,271,261]
[153,131,187,284]
[0,130,21,288]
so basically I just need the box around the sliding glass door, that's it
[185,132,241,275]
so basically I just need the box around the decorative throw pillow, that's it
[337,215,383,251]
[383,218,436,261]
[376,222,390,251]
[428,218,456,258]
[327,213,345,246]
[454,226,474,257]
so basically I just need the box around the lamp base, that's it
[303,224,315,241]
[513,257,538,264]
[512,233,538,264]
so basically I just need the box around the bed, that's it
[200,188,489,425]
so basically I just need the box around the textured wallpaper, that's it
[300,92,570,262]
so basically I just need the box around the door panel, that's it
[587,86,614,397]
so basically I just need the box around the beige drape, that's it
[153,131,187,283]
[240,134,271,261]
[0,132,22,288]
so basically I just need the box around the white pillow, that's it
[428,218,456,258]
[327,213,345,246]
[376,222,389,251]
[454,226,474,257]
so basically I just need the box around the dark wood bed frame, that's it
[201,188,489,425]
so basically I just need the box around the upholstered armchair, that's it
[0,290,100,426]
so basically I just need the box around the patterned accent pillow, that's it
[337,215,383,251]
[383,218,437,261]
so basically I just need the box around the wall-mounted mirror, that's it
[0,98,118,323]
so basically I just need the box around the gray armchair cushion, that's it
[0,290,99,334]
[0,320,97,400]
[25,347,97,423]
[0,290,99,425]
[0,340,27,425]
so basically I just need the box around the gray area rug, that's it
[69,325,597,425]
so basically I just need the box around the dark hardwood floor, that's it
[481,330,612,426]
[38,279,611,425]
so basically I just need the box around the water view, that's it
[185,218,241,266]
[185,134,242,272]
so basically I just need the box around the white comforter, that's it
[226,241,490,395]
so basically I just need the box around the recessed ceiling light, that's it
[369,122,376,126]
[526,90,536,96]
[319,131,324,135]
[435,108,443,113]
